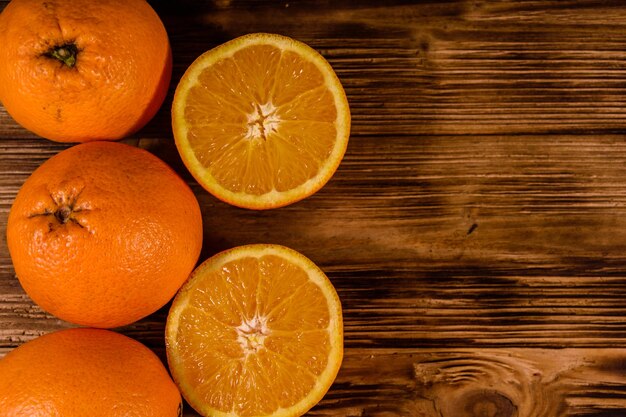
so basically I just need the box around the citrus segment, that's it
[173,33,350,209]
[166,244,343,417]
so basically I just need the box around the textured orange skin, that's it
[6,142,203,328]
[0,0,172,143]
[0,328,182,417]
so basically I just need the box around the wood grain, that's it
[2,1,626,416]
[311,348,626,417]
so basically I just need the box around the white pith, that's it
[235,314,271,356]
[246,102,280,141]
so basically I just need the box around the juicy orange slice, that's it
[172,33,351,209]
[165,244,343,417]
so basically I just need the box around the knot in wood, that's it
[458,390,517,417]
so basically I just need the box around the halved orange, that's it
[172,33,351,209]
[165,244,343,417]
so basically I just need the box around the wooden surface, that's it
[2,0,626,416]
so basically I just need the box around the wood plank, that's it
[306,348,626,417]
[2,0,626,415]
[3,1,626,137]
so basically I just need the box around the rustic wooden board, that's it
[2,1,626,416]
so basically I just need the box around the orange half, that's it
[172,33,351,209]
[165,244,343,417]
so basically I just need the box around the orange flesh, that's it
[172,254,333,416]
[183,44,338,195]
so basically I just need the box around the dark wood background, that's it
[2,1,626,416]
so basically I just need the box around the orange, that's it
[166,244,343,417]
[0,0,172,142]
[0,328,182,417]
[172,33,351,210]
[6,142,203,328]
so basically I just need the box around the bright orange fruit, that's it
[6,142,203,328]
[166,244,343,417]
[172,33,351,209]
[0,0,172,142]
[0,328,182,417]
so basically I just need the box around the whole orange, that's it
[0,328,182,417]
[0,0,172,142]
[6,142,203,328]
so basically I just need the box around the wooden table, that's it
[2,1,626,415]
